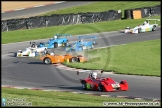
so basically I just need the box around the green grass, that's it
[2,15,160,44]
[40,1,160,18]
[63,39,160,77]
[2,88,158,107]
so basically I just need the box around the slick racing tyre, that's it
[152,25,156,31]
[70,57,79,62]
[138,28,142,33]
[98,83,103,91]
[43,57,52,64]
[82,81,87,90]
[54,42,58,48]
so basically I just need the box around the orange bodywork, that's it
[40,54,87,64]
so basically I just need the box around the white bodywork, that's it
[124,19,160,34]
[16,45,47,57]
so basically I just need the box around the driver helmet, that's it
[50,52,54,56]
[143,21,147,25]
[126,27,130,29]
[81,39,84,42]
[54,35,58,40]
[91,72,97,79]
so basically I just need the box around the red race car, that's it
[77,70,129,92]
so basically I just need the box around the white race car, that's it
[16,43,47,57]
[125,19,160,34]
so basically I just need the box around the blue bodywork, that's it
[65,36,97,52]
[38,34,71,49]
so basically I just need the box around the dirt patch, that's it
[2,1,55,12]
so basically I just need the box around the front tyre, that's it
[152,25,156,31]
[43,57,52,64]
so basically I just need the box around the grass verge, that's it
[40,1,160,18]
[2,87,158,107]
[2,16,160,44]
[63,39,160,77]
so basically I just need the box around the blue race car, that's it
[38,34,71,49]
[65,36,97,52]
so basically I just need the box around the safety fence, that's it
[1,5,160,32]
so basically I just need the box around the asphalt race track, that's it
[2,1,96,20]
[2,28,161,100]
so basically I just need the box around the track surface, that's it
[2,1,96,20]
[2,28,160,100]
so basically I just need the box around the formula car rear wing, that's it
[146,19,160,24]
[54,34,72,37]
[77,70,103,75]
[78,36,97,39]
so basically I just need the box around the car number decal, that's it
[111,84,120,88]
[86,83,90,89]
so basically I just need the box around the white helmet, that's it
[126,27,130,29]
[81,39,84,42]
[54,35,57,39]
[92,72,97,79]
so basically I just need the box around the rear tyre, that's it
[82,81,87,90]
[54,42,58,48]
[152,25,156,31]
[70,57,79,62]
[98,83,103,91]
[43,57,52,64]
